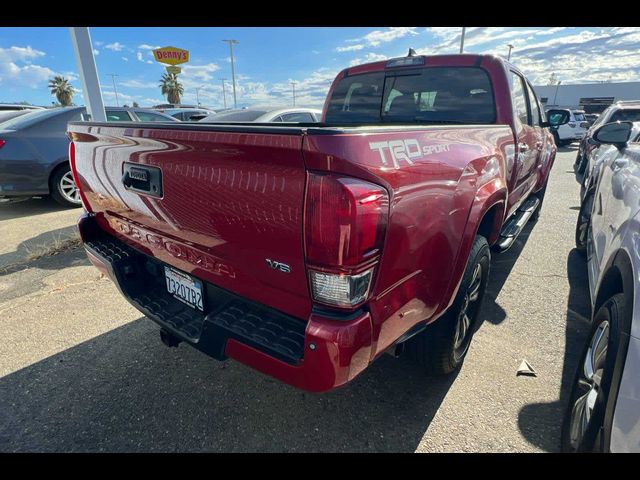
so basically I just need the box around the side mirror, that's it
[593,121,633,149]
[542,109,570,128]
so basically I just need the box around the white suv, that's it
[546,107,588,146]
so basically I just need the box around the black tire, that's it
[404,235,491,375]
[574,193,593,256]
[50,164,82,208]
[561,293,625,452]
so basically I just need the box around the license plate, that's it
[164,266,204,311]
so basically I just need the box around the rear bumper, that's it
[78,213,373,392]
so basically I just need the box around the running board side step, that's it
[494,196,540,253]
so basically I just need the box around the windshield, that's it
[325,67,496,125]
[202,110,268,122]
[0,108,75,130]
[610,109,640,123]
[573,112,586,121]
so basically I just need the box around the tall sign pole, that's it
[460,27,466,54]
[220,78,228,109]
[291,81,297,107]
[223,40,239,108]
[69,27,106,121]
[108,74,120,106]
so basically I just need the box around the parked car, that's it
[575,101,640,174]
[161,108,216,121]
[563,120,640,452]
[68,53,568,392]
[0,109,31,124]
[0,104,45,111]
[200,107,322,123]
[546,107,589,146]
[102,107,180,123]
[0,107,179,207]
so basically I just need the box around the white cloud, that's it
[93,49,100,55]
[181,63,220,82]
[336,44,364,52]
[138,44,161,50]
[94,41,104,46]
[122,57,129,62]
[349,52,389,66]
[136,51,154,64]
[105,42,125,52]
[0,45,52,89]
[121,79,157,89]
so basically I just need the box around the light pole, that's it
[459,27,466,53]
[222,39,239,108]
[553,80,562,106]
[107,73,119,107]
[219,78,228,109]
[291,81,297,107]
[196,85,204,107]
[507,44,514,61]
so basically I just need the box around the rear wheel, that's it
[561,293,624,452]
[50,164,82,208]
[404,235,490,374]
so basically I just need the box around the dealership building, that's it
[533,82,640,113]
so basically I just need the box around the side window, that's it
[525,82,541,126]
[135,111,172,122]
[272,116,283,122]
[510,72,530,126]
[281,112,315,122]
[106,110,133,122]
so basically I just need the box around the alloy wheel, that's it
[59,171,81,204]
[453,262,483,360]
[569,320,609,450]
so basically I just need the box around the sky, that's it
[1,26,639,109]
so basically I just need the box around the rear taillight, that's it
[569,122,577,128]
[0,139,5,149]
[580,122,589,129]
[304,172,389,309]
[68,141,92,213]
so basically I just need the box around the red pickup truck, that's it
[68,53,568,392]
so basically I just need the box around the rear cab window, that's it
[325,67,496,125]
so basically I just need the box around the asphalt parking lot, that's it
[0,146,591,452]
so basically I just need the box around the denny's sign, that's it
[152,46,190,66]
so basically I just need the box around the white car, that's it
[546,107,589,146]
[200,107,322,123]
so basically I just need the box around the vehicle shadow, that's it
[0,197,77,222]
[0,225,79,274]
[0,317,459,452]
[516,248,591,452]
[476,220,535,328]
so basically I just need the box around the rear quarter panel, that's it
[304,125,514,356]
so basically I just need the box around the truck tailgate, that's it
[68,123,311,320]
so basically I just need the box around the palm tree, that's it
[159,73,184,104]
[48,76,75,106]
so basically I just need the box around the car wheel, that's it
[575,192,593,256]
[50,164,82,208]
[561,293,625,452]
[404,235,490,374]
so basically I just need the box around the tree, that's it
[159,73,184,104]
[48,76,75,106]
[132,101,140,108]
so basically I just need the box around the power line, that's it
[107,73,119,107]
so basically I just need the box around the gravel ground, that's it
[0,147,591,452]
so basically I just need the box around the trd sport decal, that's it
[369,139,451,169]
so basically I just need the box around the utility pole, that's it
[222,39,239,108]
[219,78,228,109]
[107,73,119,107]
[196,85,204,107]
[459,27,466,54]
[291,81,297,107]
[507,44,514,61]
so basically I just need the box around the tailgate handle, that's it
[122,163,163,198]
